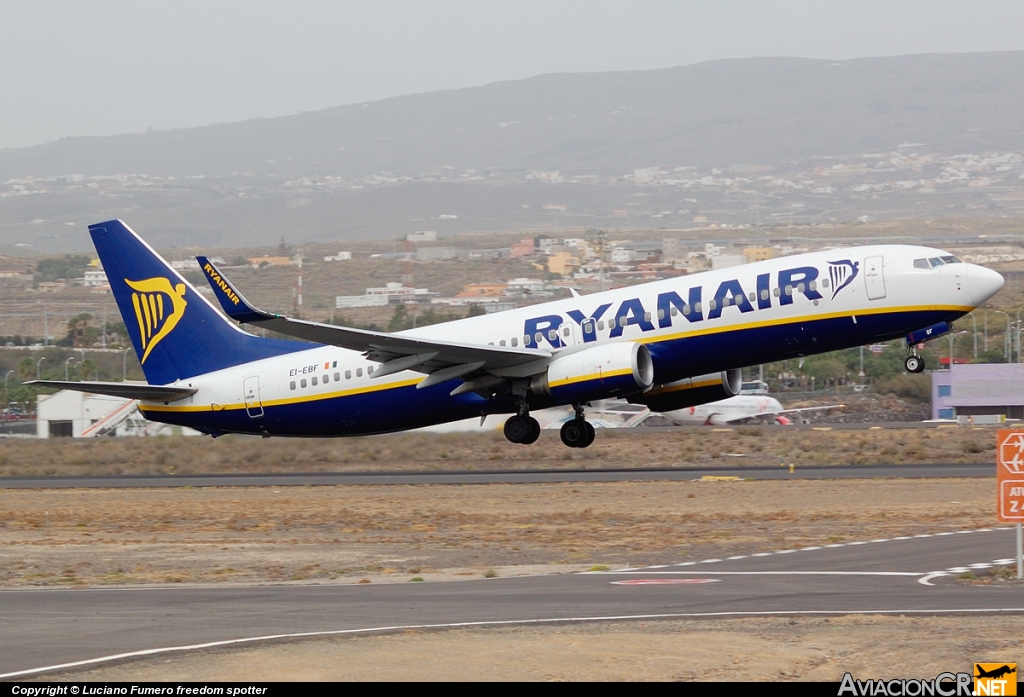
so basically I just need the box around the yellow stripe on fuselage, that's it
[139,377,424,413]
[634,303,973,348]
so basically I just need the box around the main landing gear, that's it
[504,413,540,445]
[503,404,596,448]
[559,405,595,449]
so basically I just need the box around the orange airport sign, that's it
[997,430,1024,522]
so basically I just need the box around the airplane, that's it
[657,394,844,426]
[29,220,1003,449]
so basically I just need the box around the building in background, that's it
[931,364,1024,420]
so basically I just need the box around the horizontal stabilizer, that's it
[25,380,197,402]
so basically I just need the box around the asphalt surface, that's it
[1,527,1021,678]
[0,463,996,489]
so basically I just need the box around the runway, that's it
[0,462,995,489]
[2,526,1021,679]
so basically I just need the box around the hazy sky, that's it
[3,0,1024,150]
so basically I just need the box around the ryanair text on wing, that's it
[203,262,241,305]
[125,276,188,364]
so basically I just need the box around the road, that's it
[0,463,995,489]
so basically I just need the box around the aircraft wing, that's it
[722,403,845,425]
[197,257,551,392]
[25,380,197,402]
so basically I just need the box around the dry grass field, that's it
[0,425,999,477]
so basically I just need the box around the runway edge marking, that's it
[6,608,1024,680]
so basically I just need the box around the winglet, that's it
[197,257,274,323]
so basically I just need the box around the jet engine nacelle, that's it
[627,368,743,413]
[531,342,654,404]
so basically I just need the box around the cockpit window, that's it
[915,256,961,269]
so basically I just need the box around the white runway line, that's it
[8,607,1024,680]
[629,527,1010,573]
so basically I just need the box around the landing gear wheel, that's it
[904,355,925,373]
[521,416,541,444]
[580,420,595,448]
[560,418,595,448]
[504,415,540,444]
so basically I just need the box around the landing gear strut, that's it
[503,400,540,445]
[560,404,595,448]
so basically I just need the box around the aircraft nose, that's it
[967,264,1004,306]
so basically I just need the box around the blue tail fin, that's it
[90,220,310,385]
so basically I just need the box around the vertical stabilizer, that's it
[90,220,310,384]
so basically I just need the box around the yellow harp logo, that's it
[125,277,188,364]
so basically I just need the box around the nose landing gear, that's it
[904,353,925,373]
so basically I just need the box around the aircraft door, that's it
[864,255,886,300]
[243,375,264,418]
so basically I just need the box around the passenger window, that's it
[290,381,296,390]
[748,292,756,302]
[311,376,318,386]
[785,285,793,296]
[562,326,570,337]
[345,370,352,379]
[356,368,363,377]
[619,317,628,328]
[694,302,701,313]
[535,332,543,343]
[523,335,531,346]
[322,374,329,384]
[796,283,805,293]
[368,366,374,375]
[808,282,816,291]
[773,287,781,297]
[671,307,679,317]
[597,321,604,330]
[643,312,652,322]
[548,329,558,341]
[658,309,665,320]
[300,379,307,388]
[511,337,518,347]
[334,372,340,381]
[708,300,717,311]
[760,289,769,300]
[821,278,830,288]
[499,339,506,346]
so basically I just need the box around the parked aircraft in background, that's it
[30,220,1003,448]
[659,395,844,426]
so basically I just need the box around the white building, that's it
[37,389,200,438]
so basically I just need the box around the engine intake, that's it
[531,342,653,403]
[628,368,743,412]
